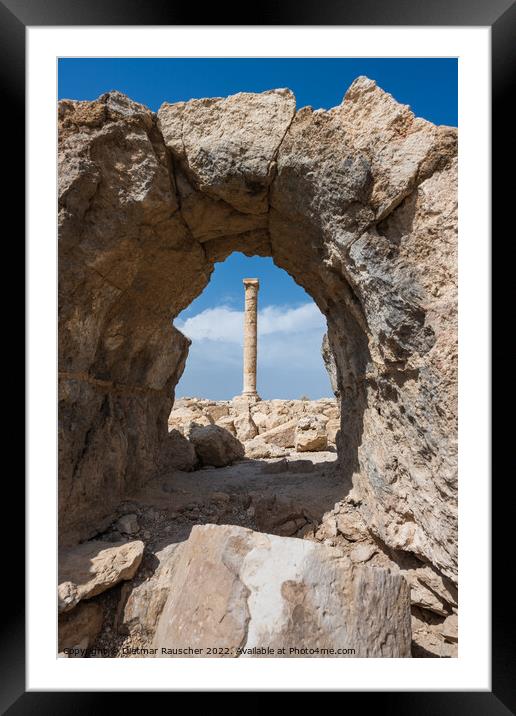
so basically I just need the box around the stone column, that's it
[242,278,260,401]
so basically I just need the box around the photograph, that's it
[57,57,459,660]
[8,3,505,703]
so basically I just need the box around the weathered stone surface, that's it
[58,540,144,612]
[325,417,340,444]
[335,510,369,542]
[439,613,458,643]
[115,513,139,536]
[158,89,296,215]
[243,437,286,459]
[255,419,298,449]
[59,78,457,602]
[214,415,237,436]
[411,608,458,658]
[58,91,208,543]
[321,333,339,397]
[403,565,457,617]
[160,429,198,472]
[295,415,328,452]
[119,542,185,637]
[233,409,258,442]
[152,525,411,657]
[58,602,104,652]
[189,425,245,467]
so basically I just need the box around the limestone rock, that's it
[325,418,340,445]
[160,429,198,472]
[254,419,297,449]
[120,542,185,637]
[189,424,245,467]
[158,89,296,215]
[335,510,369,542]
[58,79,457,599]
[167,405,201,433]
[152,525,411,657]
[438,613,458,643]
[349,543,377,563]
[214,415,237,436]
[58,540,144,612]
[115,513,139,535]
[244,437,286,459]
[58,602,104,652]
[203,403,229,422]
[321,333,339,397]
[404,565,457,617]
[295,415,328,452]
[233,410,258,442]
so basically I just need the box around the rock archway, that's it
[58,77,458,591]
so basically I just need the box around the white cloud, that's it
[176,302,323,344]
[175,302,333,400]
[176,306,243,343]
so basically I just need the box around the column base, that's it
[232,393,262,407]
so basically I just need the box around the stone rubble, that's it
[168,397,339,463]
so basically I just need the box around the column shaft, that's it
[243,279,259,397]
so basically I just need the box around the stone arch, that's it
[58,78,458,587]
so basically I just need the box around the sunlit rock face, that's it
[58,79,457,589]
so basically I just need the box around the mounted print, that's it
[57,57,458,660]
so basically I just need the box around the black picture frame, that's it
[8,0,513,710]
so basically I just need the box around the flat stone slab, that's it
[152,524,411,657]
[58,539,144,612]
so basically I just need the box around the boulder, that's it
[58,539,144,612]
[160,429,197,471]
[438,613,458,643]
[189,425,245,467]
[167,406,203,433]
[152,525,411,657]
[233,410,258,442]
[119,542,185,637]
[335,510,369,542]
[214,415,237,436]
[58,602,104,652]
[115,513,139,535]
[203,403,229,422]
[255,419,297,449]
[325,418,340,444]
[404,565,457,617]
[295,415,328,452]
[244,437,286,459]
[349,543,377,563]
[249,410,269,432]
[183,416,213,436]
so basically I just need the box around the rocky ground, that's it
[58,402,457,658]
[165,397,341,467]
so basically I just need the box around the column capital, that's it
[243,277,259,287]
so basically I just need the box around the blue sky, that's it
[59,58,457,399]
[58,58,457,125]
